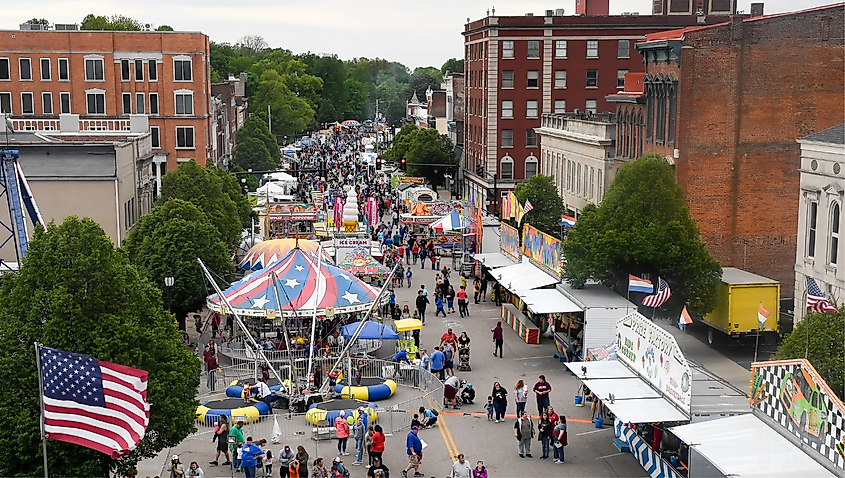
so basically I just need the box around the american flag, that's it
[806,276,839,313]
[523,200,534,214]
[642,277,671,308]
[39,346,150,458]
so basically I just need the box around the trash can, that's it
[594,417,604,428]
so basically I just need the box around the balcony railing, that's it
[7,114,149,135]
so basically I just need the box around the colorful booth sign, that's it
[521,224,562,276]
[400,177,425,184]
[616,312,692,413]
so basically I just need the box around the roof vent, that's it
[54,23,79,31]
[20,23,46,31]
[546,9,554,16]
[525,12,534,16]
[555,8,565,15]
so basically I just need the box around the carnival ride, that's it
[239,238,331,270]
[196,398,271,425]
[0,149,45,266]
[333,377,397,401]
[305,398,376,426]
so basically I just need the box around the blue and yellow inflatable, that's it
[196,398,271,425]
[305,398,377,426]
[226,378,290,400]
[334,377,397,401]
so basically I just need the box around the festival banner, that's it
[500,223,520,260]
[311,191,325,210]
[400,177,425,184]
[521,223,562,276]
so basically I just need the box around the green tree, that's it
[207,164,256,230]
[383,124,419,163]
[155,24,174,31]
[232,166,259,192]
[124,199,233,326]
[251,69,315,138]
[80,14,142,31]
[233,137,275,172]
[441,58,465,75]
[158,160,242,252]
[405,128,457,188]
[0,217,199,477]
[26,18,50,25]
[774,309,844,400]
[513,175,565,237]
[344,77,370,120]
[561,154,722,317]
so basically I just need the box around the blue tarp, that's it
[341,321,399,340]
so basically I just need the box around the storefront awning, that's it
[492,260,559,294]
[519,289,582,314]
[670,414,836,478]
[471,252,518,268]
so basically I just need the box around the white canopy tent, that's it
[471,252,518,268]
[491,259,559,294]
[670,414,836,478]
[519,289,582,314]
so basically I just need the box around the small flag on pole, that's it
[561,215,577,228]
[679,306,693,330]
[628,275,654,294]
[523,200,534,214]
[757,302,770,329]
[642,277,671,308]
[806,276,839,313]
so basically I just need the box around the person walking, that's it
[294,446,309,478]
[472,461,487,478]
[370,425,385,464]
[451,454,472,478]
[419,348,431,390]
[204,348,218,392]
[491,382,508,423]
[406,268,413,288]
[278,445,296,478]
[435,294,447,317]
[419,245,427,269]
[533,375,552,415]
[553,416,568,464]
[170,455,185,478]
[513,380,528,417]
[480,276,488,302]
[415,291,429,325]
[210,415,231,466]
[473,278,481,304]
[492,322,504,358]
[352,415,366,465]
[430,346,446,381]
[411,243,419,264]
[241,437,265,478]
[456,286,469,317]
[401,426,424,478]
[335,411,350,455]
[446,286,456,314]
[538,411,553,459]
[442,341,455,377]
[513,411,535,458]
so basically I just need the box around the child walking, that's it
[485,396,495,421]
[264,450,273,478]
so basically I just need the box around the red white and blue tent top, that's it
[429,208,465,232]
[208,249,382,317]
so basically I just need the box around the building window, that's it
[176,126,195,149]
[830,202,840,265]
[586,70,598,88]
[555,40,567,58]
[585,99,597,114]
[0,93,11,114]
[527,70,539,89]
[807,200,818,258]
[40,58,51,81]
[132,59,143,81]
[525,157,538,178]
[122,93,132,115]
[149,93,159,115]
[526,129,537,147]
[175,92,194,115]
[121,59,131,81]
[554,99,566,114]
[136,93,145,114]
[618,40,630,58]
[20,92,34,114]
[646,84,654,141]
[668,84,678,144]
[502,41,514,59]
[586,40,599,59]
[500,157,514,180]
[501,129,513,148]
[41,92,53,115]
[0,59,9,81]
[85,58,104,81]
[526,100,538,118]
[58,58,69,81]
[86,91,106,115]
[617,70,628,89]
[527,41,540,59]
[577,163,581,195]
[590,166,595,199]
[502,70,514,89]
[174,59,193,82]
[148,60,158,81]
[554,70,566,89]
[598,169,603,201]
[60,92,70,114]
[151,126,161,149]
[19,58,33,81]
[501,100,513,119]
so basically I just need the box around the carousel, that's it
[239,238,332,271]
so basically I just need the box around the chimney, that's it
[750,2,764,17]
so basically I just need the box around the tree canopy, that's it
[513,175,565,237]
[774,309,844,400]
[441,58,465,75]
[561,154,722,317]
[80,14,143,31]
[233,115,281,172]
[0,217,199,477]
[123,199,233,325]
[384,126,456,188]
[26,18,50,25]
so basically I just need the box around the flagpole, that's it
[35,342,49,478]
[753,324,761,364]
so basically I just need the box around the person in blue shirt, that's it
[417,407,437,428]
[401,427,423,478]
[405,268,413,288]
[430,347,445,380]
[239,436,265,478]
[435,295,446,317]
[393,349,411,365]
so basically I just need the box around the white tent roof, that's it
[472,252,518,268]
[265,171,297,183]
[491,259,559,294]
[580,378,661,400]
[519,289,582,314]
[670,414,836,478]
[564,360,636,379]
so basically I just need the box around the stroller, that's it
[456,345,471,372]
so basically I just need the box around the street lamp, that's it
[164,271,177,327]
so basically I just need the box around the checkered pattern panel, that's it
[752,363,845,471]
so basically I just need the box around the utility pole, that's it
[267,104,272,133]
[374,99,380,155]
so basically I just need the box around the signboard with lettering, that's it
[400,177,425,184]
[617,312,692,414]
[500,223,520,260]
[335,237,371,247]
[521,223,562,276]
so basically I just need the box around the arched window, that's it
[831,202,840,265]
[622,108,630,158]
[637,111,644,157]
[525,154,538,179]
[500,155,514,180]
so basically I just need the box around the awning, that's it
[670,414,836,478]
[564,360,636,379]
[519,289,582,314]
[492,260,559,293]
[471,252,518,268]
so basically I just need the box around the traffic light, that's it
[376,157,382,170]
[400,158,406,171]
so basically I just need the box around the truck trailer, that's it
[702,267,781,345]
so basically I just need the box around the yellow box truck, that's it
[702,267,781,345]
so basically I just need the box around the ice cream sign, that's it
[617,312,692,412]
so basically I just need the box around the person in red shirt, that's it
[533,375,552,415]
[440,328,458,349]
[370,425,386,464]
[456,286,469,317]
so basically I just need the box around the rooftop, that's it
[800,123,845,145]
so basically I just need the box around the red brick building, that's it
[607,3,845,292]
[461,4,732,213]
[0,28,213,173]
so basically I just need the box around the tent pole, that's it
[270,271,294,388]
[305,246,324,382]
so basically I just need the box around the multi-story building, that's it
[406,91,428,128]
[461,2,732,213]
[794,124,844,321]
[426,87,447,134]
[211,73,248,168]
[444,72,465,147]
[0,26,213,176]
[607,3,845,293]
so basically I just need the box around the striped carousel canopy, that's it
[239,238,331,271]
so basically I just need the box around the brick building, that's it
[606,3,845,294]
[461,3,732,213]
[0,27,213,174]
[211,73,248,167]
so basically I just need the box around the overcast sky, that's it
[3,0,833,69]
